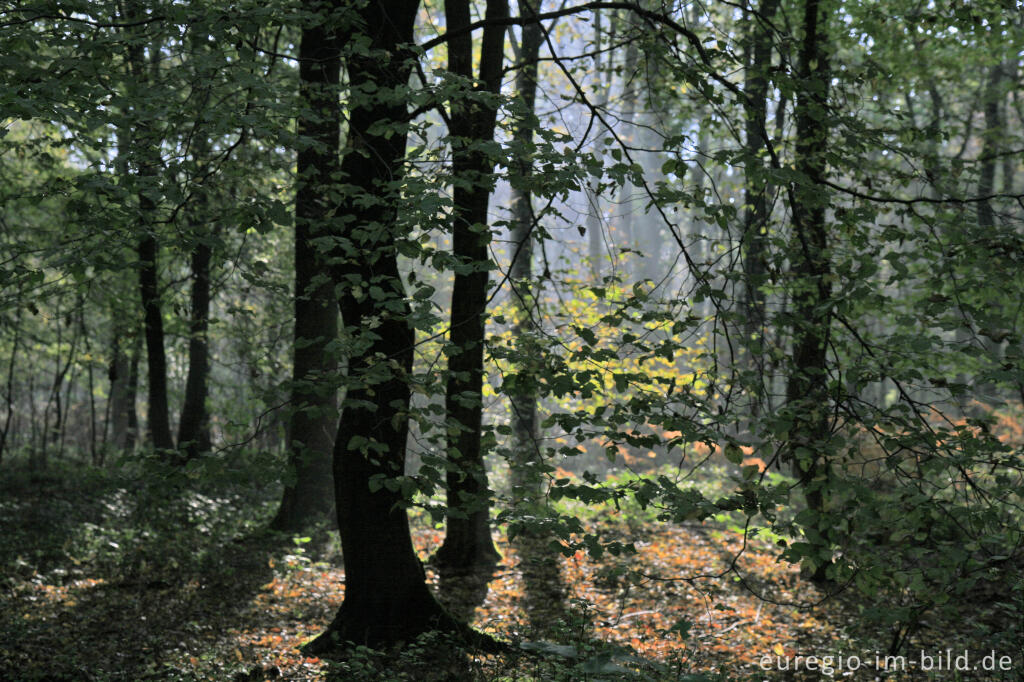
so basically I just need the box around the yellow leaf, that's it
[773,643,785,656]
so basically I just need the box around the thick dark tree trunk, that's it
[434,0,507,572]
[272,7,340,532]
[783,0,832,579]
[304,0,476,653]
[177,237,212,459]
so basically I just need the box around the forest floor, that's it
[0,462,1015,681]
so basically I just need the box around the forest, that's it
[1,0,1022,679]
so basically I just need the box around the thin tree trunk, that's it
[80,296,98,464]
[122,1,174,453]
[106,330,132,453]
[125,332,141,452]
[587,9,614,280]
[615,21,641,253]
[741,0,781,423]
[40,302,75,469]
[508,0,544,511]
[29,372,39,459]
[977,63,1003,233]
[58,328,80,460]
[177,31,221,462]
[0,285,23,466]
[434,0,508,572]
[506,7,563,610]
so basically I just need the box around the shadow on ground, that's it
[0,463,291,681]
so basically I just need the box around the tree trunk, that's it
[137,230,174,452]
[508,0,544,511]
[972,62,1006,409]
[977,63,1003,233]
[783,0,833,580]
[741,0,781,423]
[107,326,134,454]
[272,4,341,531]
[40,304,77,468]
[434,0,507,572]
[0,285,23,466]
[125,332,141,452]
[177,235,213,459]
[304,0,473,652]
[121,1,174,453]
[80,295,98,464]
[586,8,614,280]
[615,23,641,253]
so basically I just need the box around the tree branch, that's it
[419,1,710,67]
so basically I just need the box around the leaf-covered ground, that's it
[0,465,1017,680]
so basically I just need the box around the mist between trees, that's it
[1,0,1023,678]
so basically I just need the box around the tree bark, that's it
[272,4,341,531]
[434,0,508,572]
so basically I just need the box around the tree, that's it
[175,28,223,461]
[305,0,475,650]
[176,148,214,461]
[271,0,341,532]
[434,0,508,572]
[119,1,175,453]
[507,0,544,511]
[779,0,834,580]
[585,7,614,280]
[739,0,781,424]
